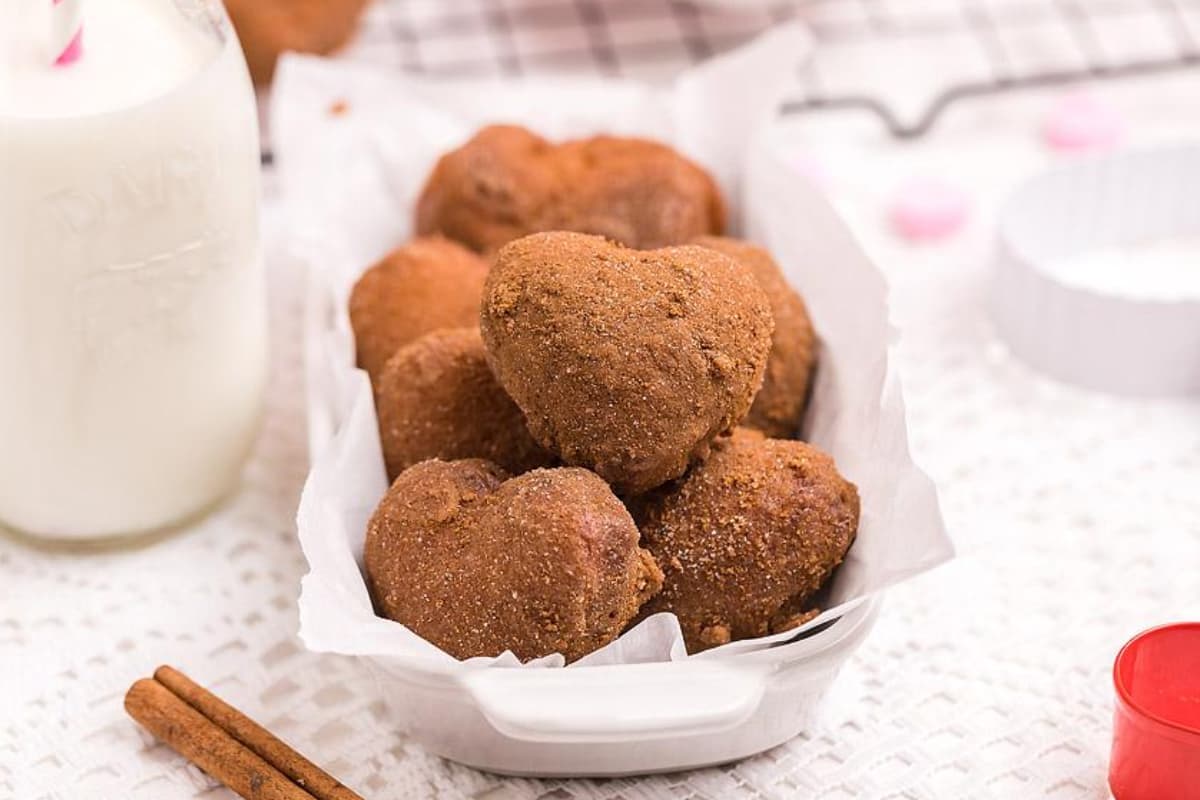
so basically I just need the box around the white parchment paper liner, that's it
[276,26,952,671]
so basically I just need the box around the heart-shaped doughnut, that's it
[481,232,773,494]
[693,237,817,439]
[349,237,489,383]
[364,459,663,662]
[415,125,725,254]
[629,428,859,653]
[225,0,370,86]
[375,328,554,481]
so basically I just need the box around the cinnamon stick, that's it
[126,678,317,800]
[153,666,362,800]
[124,668,364,800]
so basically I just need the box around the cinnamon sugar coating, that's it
[364,460,663,662]
[375,328,555,481]
[415,125,725,254]
[629,428,858,653]
[480,232,773,495]
[349,237,489,383]
[693,237,818,439]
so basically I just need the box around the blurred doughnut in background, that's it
[224,0,372,85]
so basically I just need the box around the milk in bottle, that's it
[0,0,267,541]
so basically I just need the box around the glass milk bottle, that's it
[0,0,268,542]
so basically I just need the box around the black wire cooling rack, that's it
[344,0,1200,138]
[784,0,1200,137]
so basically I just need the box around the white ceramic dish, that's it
[993,145,1200,397]
[281,28,950,775]
[365,598,878,777]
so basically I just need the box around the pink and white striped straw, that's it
[50,0,83,66]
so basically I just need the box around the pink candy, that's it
[1042,91,1123,152]
[889,178,970,242]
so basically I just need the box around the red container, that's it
[1110,623,1200,800]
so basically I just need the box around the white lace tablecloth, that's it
[6,2,1200,798]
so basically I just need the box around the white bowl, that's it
[364,597,878,777]
[993,145,1200,397]
[282,40,951,777]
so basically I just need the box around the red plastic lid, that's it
[1114,622,1200,742]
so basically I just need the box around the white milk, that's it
[0,0,267,540]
